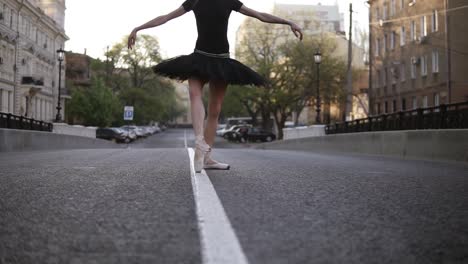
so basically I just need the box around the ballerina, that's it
[128,0,303,173]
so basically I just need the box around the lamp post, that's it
[314,50,322,124]
[55,48,65,122]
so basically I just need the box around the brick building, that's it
[369,0,468,115]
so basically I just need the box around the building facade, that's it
[0,0,67,122]
[369,0,468,115]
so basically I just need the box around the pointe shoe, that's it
[204,150,230,170]
[194,139,211,173]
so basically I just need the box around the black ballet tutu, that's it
[152,52,267,87]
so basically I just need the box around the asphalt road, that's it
[1,129,467,264]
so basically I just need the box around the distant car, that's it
[221,124,251,138]
[223,125,251,141]
[236,127,276,143]
[96,128,129,143]
[120,126,138,141]
[215,124,227,136]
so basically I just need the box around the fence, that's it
[325,101,468,135]
[0,112,53,132]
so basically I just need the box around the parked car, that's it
[96,128,129,143]
[216,124,228,137]
[221,124,251,139]
[236,127,276,143]
[223,125,251,141]
[120,126,138,141]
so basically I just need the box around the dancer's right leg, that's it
[188,78,210,172]
[188,78,206,140]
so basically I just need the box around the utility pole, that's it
[345,3,354,121]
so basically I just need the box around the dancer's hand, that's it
[290,22,303,41]
[128,29,138,50]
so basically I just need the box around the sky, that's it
[65,0,369,59]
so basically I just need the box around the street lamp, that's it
[55,48,65,122]
[314,50,322,124]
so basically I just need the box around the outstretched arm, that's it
[238,5,303,41]
[128,6,187,50]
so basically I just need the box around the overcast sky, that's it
[65,0,369,59]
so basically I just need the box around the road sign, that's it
[124,106,134,121]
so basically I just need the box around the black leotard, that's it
[182,0,244,54]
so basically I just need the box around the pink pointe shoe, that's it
[194,139,211,173]
[204,150,230,170]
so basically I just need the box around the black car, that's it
[96,128,129,143]
[237,127,276,143]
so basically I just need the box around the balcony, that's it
[21,76,44,86]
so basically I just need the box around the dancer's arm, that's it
[128,6,187,49]
[238,6,303,41]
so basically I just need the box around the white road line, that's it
[187,148,249,264]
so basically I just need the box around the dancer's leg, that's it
[204,80,228,147]
[189,78,210,172]
[188,78,207,140]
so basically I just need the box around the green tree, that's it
[67,78,120,127]
[235,17,348,139]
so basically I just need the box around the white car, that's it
[216,124,228,137]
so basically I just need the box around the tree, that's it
[67,78,120,127]
[104,34,183,125]
[107,34,162,88]
[235,18,349,139]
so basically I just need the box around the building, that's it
[0,0,68,122]
[369,0,468,116]
[236,3,367,124]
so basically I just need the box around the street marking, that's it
[187,148,249,264]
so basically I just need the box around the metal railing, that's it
[0,112,53,132]
[326,101,468,135]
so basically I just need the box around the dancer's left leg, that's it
[204,80,228,147]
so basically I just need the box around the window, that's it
[411,63,416,79]
[432,51,439,73]
[384,34,388,53]
[383,68,387,86]
[402,98,407,111]
[376,38,380,57]
[432,10,438,32]
[390,0,396,16]
[391,31,396,50]
[376,69,381,87]
[383,4,388,20]
[376,7,380,20]
[9,8,13,28]
[400,27,406,46]
[422,96,428,108]
[401,63,406,82]
[385,101,389,113]
[420,16,427,37]
[412,96,418,109]
[434,93,440,106]
[410,21,416,41]
[391,67,397,84]
[377,103,382,115]
[421,55,428,76]
[400,0,405,9]
[392,100,397,112]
